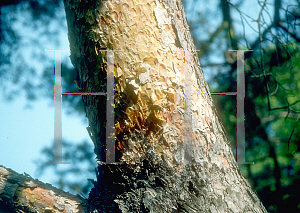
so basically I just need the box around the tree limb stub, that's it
[0,166,85,213]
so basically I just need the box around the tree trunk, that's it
[63,0,267,212]
[1,0,270,212]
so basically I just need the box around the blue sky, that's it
[0,73,92,189]
[0,6,93,191]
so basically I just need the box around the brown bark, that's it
[0,166,85,213]
[61,0,268,212]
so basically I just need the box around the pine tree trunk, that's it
[63,0,268,212]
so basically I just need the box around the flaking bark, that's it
[63,0,268,212]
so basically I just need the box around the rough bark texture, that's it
[63,0,267,212]
[0,166,85,213]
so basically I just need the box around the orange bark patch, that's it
[219,155,230,168]
[22,187,55,207]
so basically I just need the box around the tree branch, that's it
[0,166,86,213]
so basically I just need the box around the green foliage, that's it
[211,43,300,212]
